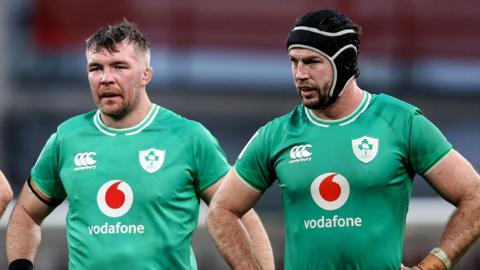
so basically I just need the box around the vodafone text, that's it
[88,222,145,235]
[304,215,362,229]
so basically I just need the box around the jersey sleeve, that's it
[408,110,453,175]
[234,126,276,193]
[192,124,230,191]
[30,133,66,206]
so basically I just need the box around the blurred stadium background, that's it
[0,0,479,269]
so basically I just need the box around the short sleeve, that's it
[30,133,66,205]
[409,111,452,175]
[193,125,230,191]
[234,127,276,193]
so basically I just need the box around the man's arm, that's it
[0,170,13,218]
[205,169,272,270]
[410,150,480,270]
[6,182,54,267]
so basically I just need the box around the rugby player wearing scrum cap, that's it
[207,9,480,270]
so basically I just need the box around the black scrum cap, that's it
[287,10,360,105]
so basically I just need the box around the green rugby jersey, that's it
[30,104,230,270]
[235,92,452,270]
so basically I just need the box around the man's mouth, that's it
[99,92,123,104]
[101,92,118,97]
[100,92,121,99]
[299,87,317,97]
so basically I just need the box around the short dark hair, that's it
[86,19,150,54]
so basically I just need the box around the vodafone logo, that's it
[310,173,350,210]
[97,180,133,217]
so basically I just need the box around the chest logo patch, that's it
[74,152,97,171]
[97,180,133,217]
[351,136,379,163]
[310,173,350,210]
[139,148,165,173]
[288,144,313,164]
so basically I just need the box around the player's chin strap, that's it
[416,247,452,270]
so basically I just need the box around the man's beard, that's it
[103,106,130,120]
[97,100,131,121]
[298,89,332,110]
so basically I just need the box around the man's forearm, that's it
[6,205,42,264]
[0,191,12,218]
[241,210,274,270]
[207,205,262,270]
[0,171,13,217]
[437,194,480,264]
[415,191,480,270]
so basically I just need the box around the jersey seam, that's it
[422,148,453,175]
[28,177,63,207]
[93,104,160,136]
[233,167,263,194]
[305,91,370,127]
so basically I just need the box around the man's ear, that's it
[142,66,154,86]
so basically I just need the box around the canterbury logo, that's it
[74,152,97,171]
[289,144,313,164]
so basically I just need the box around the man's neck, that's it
[311,81,364,120]
[101,100,153,129]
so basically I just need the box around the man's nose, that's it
[100,68,114,84]
[295,63,309,80]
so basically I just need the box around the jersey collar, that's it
[93,104,160,136]
[305,91,371,128]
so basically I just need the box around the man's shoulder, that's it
[264,105,303,129]
[254,105,304,140]
[154,107,212,135]
[373,93,418,111]
[57,110,96,132]
[366,92,425,128]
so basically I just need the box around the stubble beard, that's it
[298,88,332,110]
[96,98,131,121]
